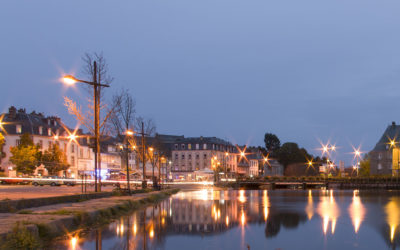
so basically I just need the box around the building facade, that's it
[370,122,399,175]
[171,137,237,180]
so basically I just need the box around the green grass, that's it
[17,209,34,214]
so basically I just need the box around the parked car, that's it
[32,176,63,186]
[0,178,30,185]
[63,178,76,186]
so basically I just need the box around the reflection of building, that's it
[370,122,400,175]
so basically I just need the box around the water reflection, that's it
[317,190,339,235]
[56,190,400,249]
[348,190,366,234]
[386,198,400,243]
[305,189,314,220]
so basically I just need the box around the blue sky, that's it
[1,0,400,165]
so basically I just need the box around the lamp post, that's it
[63,61,110,192]
[354,150,361,177]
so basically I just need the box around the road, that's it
[0,185,115,200]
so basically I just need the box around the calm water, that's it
[55,189,400,250]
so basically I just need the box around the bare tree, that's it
[135,116,156,137]
[64,52,117,191]
[110,88,136,137]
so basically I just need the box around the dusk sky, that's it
[1,0,400,165]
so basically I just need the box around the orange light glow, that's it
[70,236,78,250]
[348,190,365,233]
[238,190,246,203]
[149,228,154,238]
[62,75,77,85]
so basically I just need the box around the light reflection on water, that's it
[57,189,400,250]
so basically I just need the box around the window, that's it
[16,124,22,134]
[16,139,21,146]
[204,154,207,159]
[80,149,83,158]
[203,144,207,150]
[181,144,185,149]
[378,153,382,160]
[188,144,192,150]
[38,140,43,149]
[175,154,178,160]
[378,163,382,170]
[196,144,199,150]
[212,144,215,150]
[175,144,178,149]
[39,126,43,135]
[182,154,185,160]
[196,154,199,159]
[48,141,52,148]
[71,156,75,166]
[71,145,75,153]
[48,128,52,136]
[188,154,192,160]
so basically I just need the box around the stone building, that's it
[170,136,237,180]
[370,122,400,175]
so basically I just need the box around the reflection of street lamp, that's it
[62,63,110,192]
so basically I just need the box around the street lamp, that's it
[62,61,110,192]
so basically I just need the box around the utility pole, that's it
[126,139,131,194]
[141,122,147,188]
[93,61,99,192]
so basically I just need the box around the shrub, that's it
[0,223,41,250]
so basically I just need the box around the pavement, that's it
[0,185,115,200]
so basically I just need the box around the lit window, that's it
[196,144,199,150]
[39,126,43,135]
[203,144,207,150]
[48,128,52,136]
[16,124,22,134]
[188,144,192,150]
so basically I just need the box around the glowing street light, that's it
[62,75,78,85]
[61,61,110,192]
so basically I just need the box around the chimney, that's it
[8,106,16,119]
[392,121,396,127]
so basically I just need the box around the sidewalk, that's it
[0,185,114,200]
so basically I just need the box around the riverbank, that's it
[0,188,179,249]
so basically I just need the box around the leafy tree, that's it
[41,144,69,176]
[264,133,281,156]
[276,142,311,167]
[9,134,40,175]
[0,132,5,162]
[359,155,370,177]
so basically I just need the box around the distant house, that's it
[264,159,284,176]
[370,122,400,175]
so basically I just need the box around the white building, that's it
[0,106,122,178]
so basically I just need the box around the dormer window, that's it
[39,126,43,135]
[48,128,52,136]
[16,124,22,134]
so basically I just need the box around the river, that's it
[54,189,400,249]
